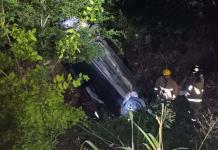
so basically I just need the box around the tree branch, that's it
[0,69,7,77]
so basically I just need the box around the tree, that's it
[0,0,118,149]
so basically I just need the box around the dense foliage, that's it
[0,0,120,149]
[1,0,218,149]
[0,19,86,150]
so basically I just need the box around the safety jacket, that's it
[154,76,179,100]
[185,74,204,103]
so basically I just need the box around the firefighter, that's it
[154,68,179,101]
[185,65,204,121]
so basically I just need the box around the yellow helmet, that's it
[163,68,171,76]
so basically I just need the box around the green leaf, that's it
[148,133,158,148]
[8,72,16,80]
[83,75,90,81]
[172,148,189,150]
[90,0,94,5]
[30,34,37,41]
[67,74,73,81]
[133,122,157,150]
[66,29,74,34]
[31,51,37,56]
[86,6,92,11]
[142,143,152,150]
[79,73,83,78]
[56,75,64,82]
[36,55,43,61]
[63,82,68,90]
[80,140,100,150]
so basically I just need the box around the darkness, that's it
[116,0,218,73]
[119,0,200,25]
[64,62,123,116]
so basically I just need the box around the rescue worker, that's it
[154,68,179,102]
[185,65,204,121]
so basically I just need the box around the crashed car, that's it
[60,18,146,116]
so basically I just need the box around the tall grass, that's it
[80,140,100,150]
[197,112,218,150]
[80,103,170,150]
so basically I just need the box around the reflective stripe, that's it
[194,67,199,72]
[188,85,202,95]
[160,87,173,93]
[154,88,158,91]
[191,118,197,121]
[188,85,193,91]
[194,87,201,95]
[94,111,100,119]
[187,98,202,102]
[159,87,174,99]
[185,92,190,96]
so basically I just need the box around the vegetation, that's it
[0,0,120,149]
[1,0,218,150]
[71,103,218,150]
[59,103,176,150]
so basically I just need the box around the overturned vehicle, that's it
[61,18,146,116]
